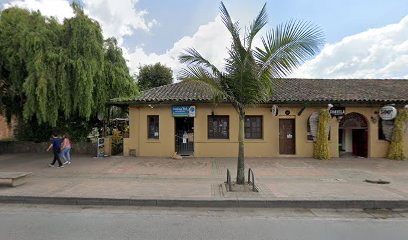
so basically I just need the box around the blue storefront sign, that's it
[172,106,196,117]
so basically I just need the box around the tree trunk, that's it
[236,111,245,184]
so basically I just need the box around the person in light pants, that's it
[61,134,72,164]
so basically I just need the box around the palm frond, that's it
[178,48,222,76]
[245,3,267,50]
[255,19,324,78]
[219,2,246,57]
[178,66,226,102]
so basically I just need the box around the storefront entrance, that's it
[279,119,296,154]
[339,112,368,157]
[175,117,194,156]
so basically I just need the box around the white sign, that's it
[379,106,397,120]
[97,137,104,157]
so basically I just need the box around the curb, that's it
[1,196,408,209]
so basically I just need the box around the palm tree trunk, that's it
[236,111,245,184]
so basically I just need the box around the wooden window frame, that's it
[147,115,159,139]
[245,115,263,139]
[207,115,229,139]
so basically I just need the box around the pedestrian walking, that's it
[61,134,72,165]
[46,133,63,168]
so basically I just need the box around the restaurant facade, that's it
[113,78,408,158]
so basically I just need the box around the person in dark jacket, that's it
[46,133,64,168]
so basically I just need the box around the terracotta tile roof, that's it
[113,81,213,103]
[111,78,408,104]
[270,78,408,103]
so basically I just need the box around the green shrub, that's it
[313,109,330,160]
[388,109,408,160]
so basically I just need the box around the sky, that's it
[1,0,408,79]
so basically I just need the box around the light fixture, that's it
[97,112,104,121]
[370,115,378,124]
[371,111,379,124]
[328,103,333,109]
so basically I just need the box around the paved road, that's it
[0,204,407,240]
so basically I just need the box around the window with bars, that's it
[208,115,229,139]
[245,116,263,139]
[147,115,159,139]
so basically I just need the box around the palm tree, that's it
[179,2,324,184]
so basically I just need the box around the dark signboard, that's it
[329,107,345,117]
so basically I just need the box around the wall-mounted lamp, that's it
[370,115,378,124]
[371,111,379,124]
[328,103,333,109]
[148,104,154,109]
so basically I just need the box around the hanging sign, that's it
[379,106,397,120]
[172,106,196,117]
[271,105,278,116]
[382,120,394,141]
[309,112,319,142]
[329,107,345,117]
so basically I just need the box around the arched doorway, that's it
[338,112,368,157]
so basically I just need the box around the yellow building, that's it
[112,79,408,158]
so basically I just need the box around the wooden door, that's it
[279,119,296,154]
[352,129,368,157]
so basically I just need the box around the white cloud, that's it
[291,15,408,79]
[3,0,74,21]
[125,15,231,79]
[83,0,157,43]
[2,0,157,43]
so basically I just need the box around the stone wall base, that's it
[0,141,96,155]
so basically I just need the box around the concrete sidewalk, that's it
[0,153,408,208]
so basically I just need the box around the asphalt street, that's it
[0,204,407,240]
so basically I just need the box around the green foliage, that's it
[0,4,139,141]
[111,128,123,155]
[137,63,173,90]
[178,2,323,183]
[14,116,53,142]
[103,38,139,100]
[15,115,96,143]
[387,109,408,160]
[313,109,330,160]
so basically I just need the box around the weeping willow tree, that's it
[387,109,408,160]
[0,7,33,122]
[62,3,105,120]
[0,3,138,140]
[103,38,138,100]
[22,12,63,126]
[313,109,330,160]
